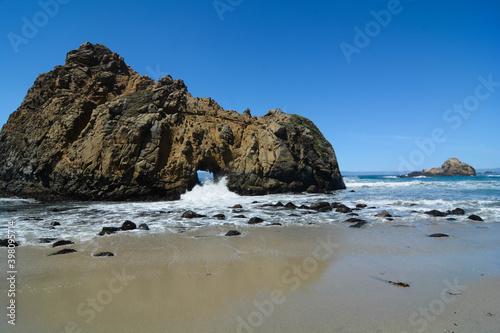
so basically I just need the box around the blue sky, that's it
[1,0,499,172]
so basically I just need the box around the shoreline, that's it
[1,223,499,332]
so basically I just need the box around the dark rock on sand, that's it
[349,220,368,228]
[336,206,351,213]
[121,220,137,230]
[248,217,264,224]
[1,239,19,247]
[52,240,74,248]
[213,214,226,220]
[39,238,58,244]
[399,158,476,178]
[345,218,365,223]
[428,233,449,238]
[468,214,484,221]
[138,223,150,230]
[225,230,241,236]
[234,214,247,218]
[447,208,465,215]
[356,204,367,208]
[94,252,115,257]
[48,248,77,256]
[181,210,206,218]
[98,227,121,236]
[267,223,282,226]
[375,210,392,218]
[310,202,332,211]
[425,210,447,217]
[231,204,243,209]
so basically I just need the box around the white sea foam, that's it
[180,177,241,207]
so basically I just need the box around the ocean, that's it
[1,174,499,246]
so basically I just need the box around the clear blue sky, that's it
[1,0,499,172]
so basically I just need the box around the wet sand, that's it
[1,223,500,332]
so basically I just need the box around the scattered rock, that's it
[39,238,57,244]
[428,233,449,238]
[231,204,243,209]
[0,239,19,247]
[225,230,241,236]
[52,240,74,248]
[310,202,331,211]
[349,221,368,228]
[336,206,351,213]
[356,204,367,208]
[446,218,457,221]
[299,204,310,209]
[48,248,77,256]
[350,190,355,192]
[331,202,343,208]
[248,217,264,224]
[233,215,247,218]
[375,210,392,218]
[267,223,282,226]
[388,280,410,288]
[285,202,297,209]
[347,213,359,216]
[345,218,365,223]
[468,214,483,221]
[121,220,137,231]
[94,252,115,257]
[98,227,121,236]
[424,210,447,217]
[213,214,226,220]
[49,221,61,226]
[274,202,284,207]
[138,223,150,230]
[447,208,465,215]
[181,210,207,218]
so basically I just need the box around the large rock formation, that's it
[399,158,476,178]
[0,42,345,201]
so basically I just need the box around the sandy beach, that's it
[1,222,500,333]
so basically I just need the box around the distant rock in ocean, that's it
[0,42,345,201]
[399,158,476,178]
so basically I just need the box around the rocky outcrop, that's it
[0,42,345,201]
[399,158,476,178]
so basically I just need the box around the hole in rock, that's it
[196,170,214,185]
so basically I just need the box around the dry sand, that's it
[1,222,499,332]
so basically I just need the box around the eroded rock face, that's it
[0,42,345,201]
[399,158,476,178]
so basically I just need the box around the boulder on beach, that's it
[399,158,476,178]
[48,248,77,256]
[424,210,447,217]
[248,217,264,224]
[468,214,484,221]
[52,240,74,248]
[0,42,345,201]
[181,210,206,218]
[0,239,19,247]
[138,223,150,230]
[428,233,449,238]
[375,210,392,218]
[121,220,137,230]
[225,230,241,236]
[98,227,121,236]
[94,252,115,257]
